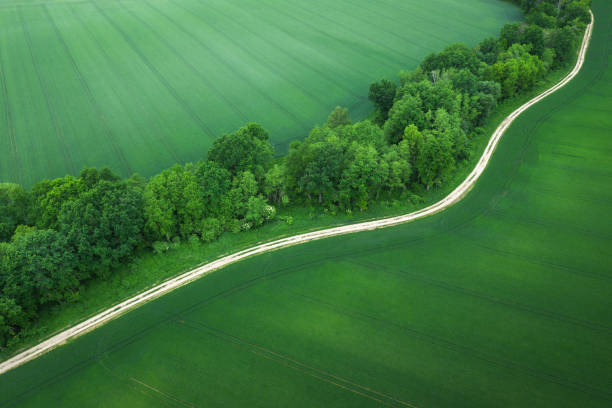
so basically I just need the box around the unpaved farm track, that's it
[0,11,594,376]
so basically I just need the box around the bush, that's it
[279,215,294,225]
[200,218,223,243]
[246,196,276,227]
[152,241,171,255]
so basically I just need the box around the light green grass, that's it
[0,1,610,407]
[0,0,520,187]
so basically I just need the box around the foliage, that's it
[264,164,289,206]
[326,106,352,128]
[207,123,274,184]
[368,79,397,122]
[421,43,482,75]
[245,196,276,227]
[384,93,425,144]
[59,178,144,277]
[0,184,29,242]
[200,218,223,243]
[485,43,546,98]
[144,165,205,242]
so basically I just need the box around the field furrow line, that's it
[67,3,181,164]
[120,1,249,125]
[249,350,404,408]
[486,210,612,242]
[555,121,612,134]
[17,6,77,176]
[158,0,312,131]
[376,0,499,40]
[216,0,380,85]
[130,378,197,408]
[0,8,595,381]
[200,1,365,100]
[163,2,331,110]
[246,0,403,73]
[352,259,612,333]
[0,261,315,406]
[533,161,612,178]
[289,290,612,401]
[364,0,477,42]
[125,385,176,408]
[92,2,217,140]
[0,317,179,407]
[0,0,90,10]
[460,235,612,281]
[0,47,22,185]
[285,0,436,54]
[530,185,612,206]
[258,0,421,65]
[571,105,612,115]
[543,140,612,155]
[181,320,417,408]
[332,0,450,48]
[43,5,133,176]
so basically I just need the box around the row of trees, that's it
[0,124,277,346]
[0,0,590,347]
[282,0,589,208]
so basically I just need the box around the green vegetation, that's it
[0,0,520,187]
[0,0,608,402]
[0,0,593,354]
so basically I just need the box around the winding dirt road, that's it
[0,12,594,376]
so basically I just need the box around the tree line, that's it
[0,0,591,348]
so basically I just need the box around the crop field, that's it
[0,0,520,187]
[2,3,611,408]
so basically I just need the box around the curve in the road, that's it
[0,11,594,376]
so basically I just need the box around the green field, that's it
[0,0,520,187]
[2,2,612,408]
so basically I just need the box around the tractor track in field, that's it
[287,289,612,400]
[0,47,22,185]
[128,1,250,125]
[188,0,364,101]
[162,0,313,131]
[18,6,78,177]
[67,3,182,164]
[0,10,594,378]
[181,319,419,408]
[376,0,500,41]
[261,0,420,67]
[332,0,453,48]
[171,1,338,111]
[460,234,612,281]
[218,0,384,85]
[263,0,421,66]
[295,0,436,54]
[43,5,133,176]
[251,0,402,73]
[350,259,612,333]
[93,2,218,141]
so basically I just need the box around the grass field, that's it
[0,0,520,187]
[3,2,612,408]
